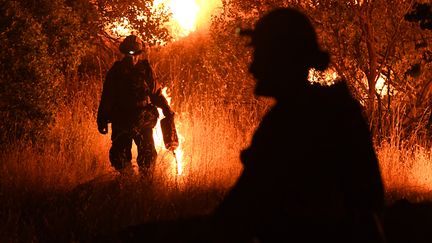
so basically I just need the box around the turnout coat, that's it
[214,81,385,243]
[97,57,171,129]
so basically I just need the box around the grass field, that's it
[1,33,431,242]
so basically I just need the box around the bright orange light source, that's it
[154,0,221,39]
[108,0,221,41]
[154,0,199,38]
[109,18,132,37]
[153,87,185,176]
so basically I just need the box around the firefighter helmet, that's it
[241,8,317,51]
[119,34,144,55]
[240,8,329,71]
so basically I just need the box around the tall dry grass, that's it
[376,108,432,203]
[146,31,270,191]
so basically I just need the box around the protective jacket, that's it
[215,81,385,243]
[97,57,172,129]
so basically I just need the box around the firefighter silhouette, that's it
[97,34,175,174]
[212,8,387,243]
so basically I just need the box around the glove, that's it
[98,122,108,135]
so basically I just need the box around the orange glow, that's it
[109,18,133,37]
[154,0,221,38]
[308,69,394,97]
[154,0,199,37]
[108,0,221,40]
[308,68,338,86]
[153,87,185,176]
[374,74,394,96]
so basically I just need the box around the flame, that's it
[154,0,199,37]
[108,0,221,40]
[308,69,394,97]
[308,68,338,86]
[154,0,221,38]
[375,74,395,96]
[153,87,185,176]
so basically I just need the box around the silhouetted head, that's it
[241,8,330,98]
[120,34,144,65]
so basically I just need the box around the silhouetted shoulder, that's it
[310,80,361,113]
[135,59,151,71]
[111,60,124,69]
[106,61,124,75]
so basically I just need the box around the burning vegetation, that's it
[0,0,432,242]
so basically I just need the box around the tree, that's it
[0,0,82,142]
[93,0,171,45]
[306,0,432,141]
[209,0,432,142]
[0,0,172,143]
[405,2,432,30]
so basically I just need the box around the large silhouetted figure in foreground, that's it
[212,7,387,243]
